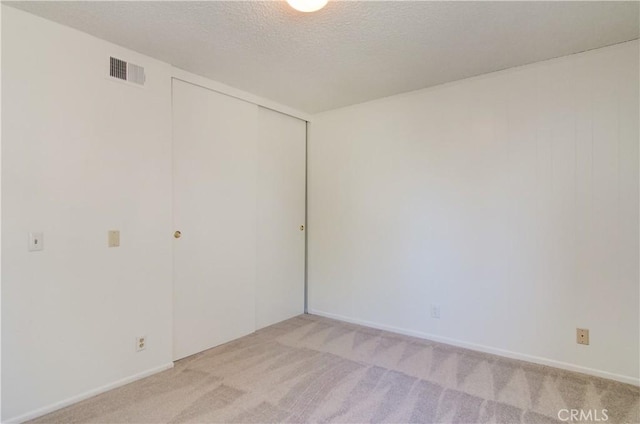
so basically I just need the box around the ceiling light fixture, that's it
[286,0,328,13]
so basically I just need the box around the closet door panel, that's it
[256,107,306,329]
[172,79,257,360]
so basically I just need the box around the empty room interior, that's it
[1,1,639,423]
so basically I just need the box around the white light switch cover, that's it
[28,232,44,251]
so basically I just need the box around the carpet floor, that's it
[31,314,639,424]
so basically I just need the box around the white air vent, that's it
[127,63,145,85]
[109,56,146,86]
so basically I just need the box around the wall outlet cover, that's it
[430,304,441,319]
[136,335,146,352]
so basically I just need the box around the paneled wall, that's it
[308,41,639,384]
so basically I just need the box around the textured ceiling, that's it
[5,1,639,113]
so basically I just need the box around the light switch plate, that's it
[108,230,120,248]
[28,232,44,251]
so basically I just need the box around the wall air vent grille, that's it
[127,62,146,85]
[110,57,127,80]
[109,57,146,86]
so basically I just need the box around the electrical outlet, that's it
[577,328,589,345]
[430,304,441,319]
[136,335,146,352]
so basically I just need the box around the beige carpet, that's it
[31,314,639,424]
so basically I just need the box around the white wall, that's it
[0,4,4,419]
[1,6,311,421]
[308,41,639,385]
[2,3,637,421]
[2,6,173,421]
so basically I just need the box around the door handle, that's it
[174,230,182,239]
[300,225,304,231]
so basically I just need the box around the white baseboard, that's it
[5,362,174,424]
[308,309,640,387]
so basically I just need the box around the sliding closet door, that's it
[172,79,257,360]
[256,107,306,329]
